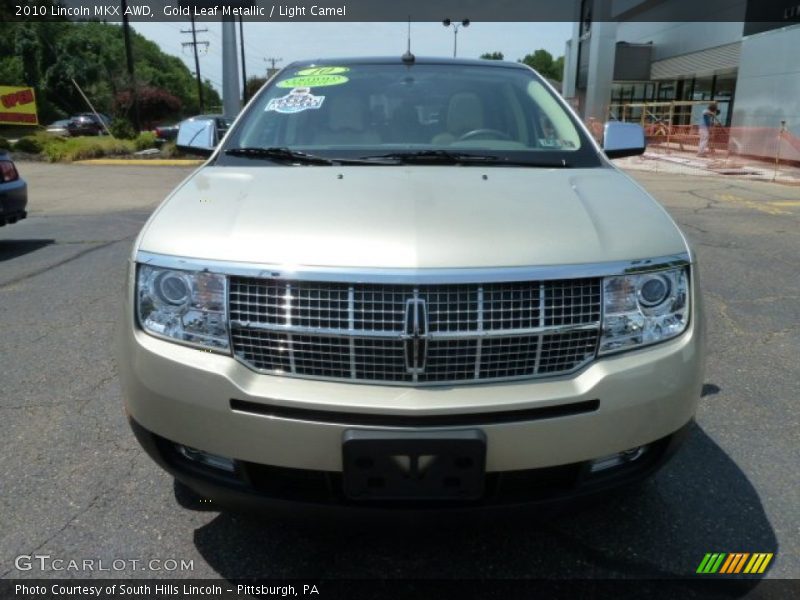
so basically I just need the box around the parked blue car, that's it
[0,152,27,226]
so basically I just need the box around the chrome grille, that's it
[229,277,601,385]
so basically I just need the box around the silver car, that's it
[119,57,704,510]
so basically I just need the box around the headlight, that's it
[599,267,689,355]
[136,265,229,351]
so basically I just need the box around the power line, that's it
[181,15,209,112]
[206,23,262,58]
[162,23,224,95]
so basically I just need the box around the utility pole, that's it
[120,0,140,131]
[238,16,248,102]
[181,14,209,113]
[265,57,282,80]
[221,17,241,119]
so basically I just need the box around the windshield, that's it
[218,62,601,167]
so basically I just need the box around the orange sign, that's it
[0,86,38,125]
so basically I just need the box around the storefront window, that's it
[656,81,676,100]
[611,73,736,126]
[714,76,736,126]
[679,79,694,101]
[693,77,714,101]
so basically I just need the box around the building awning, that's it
[651,42,741,80]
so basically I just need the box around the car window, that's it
[221,62,599,167]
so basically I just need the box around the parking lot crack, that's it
[705,292,748,336]
[0,489,107,578]
[0,236,134,291]
[0,450,140,579]
[758,326,798,345]
[0,401,72,411]
[77,368,119,414]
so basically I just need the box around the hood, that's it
[138,165,687,269]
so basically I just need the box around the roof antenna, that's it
[402,16,415,63]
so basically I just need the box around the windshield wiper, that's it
[361,150,570,168]
[362,150,498,164]
[225,147,334,165]
[225,147,396,166]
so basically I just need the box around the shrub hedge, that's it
[5,131,174,161]
[13,136,44,154]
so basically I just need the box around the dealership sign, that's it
[0,86,38,125]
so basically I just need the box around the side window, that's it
[537,114,560,147]
[525,80,581,150]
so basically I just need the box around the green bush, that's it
[0,137,10,151]
[134,131,157,151]
[41,136,135,162]
[13,136,43,154]
[110,118,136,140]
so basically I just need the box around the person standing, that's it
[697,101,719,157]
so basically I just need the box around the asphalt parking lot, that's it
[1,162,798,588]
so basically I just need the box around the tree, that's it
[554,55,565,80]
[0,55,24,86]
[519,49,565,82]
[245,76,268,101]
[115,86,182,129]
[0,17,222,123]
[480,51,504,60]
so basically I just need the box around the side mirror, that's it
[176,118,218,157]
[603,122,646,159]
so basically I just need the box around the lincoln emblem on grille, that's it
[404,297,428,374]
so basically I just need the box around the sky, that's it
[133,22,574,93]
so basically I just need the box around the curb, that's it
[72,159,204,166]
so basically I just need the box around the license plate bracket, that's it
[342,429,486,501]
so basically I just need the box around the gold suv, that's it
[118,57,704,509]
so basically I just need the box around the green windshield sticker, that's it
[276,75,349,88]
[296,66,350,76]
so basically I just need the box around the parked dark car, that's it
[0,152,27,227]
[46,119,72,137]
[66,113,111,136]
[153,123,179,144]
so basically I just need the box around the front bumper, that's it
[130,416,693,511]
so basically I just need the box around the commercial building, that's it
[562,0,800,161]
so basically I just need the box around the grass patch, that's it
[134,131,157,151]
[40,135,136,162]
[8,130,181,161]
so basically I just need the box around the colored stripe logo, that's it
[697,553,773,574]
